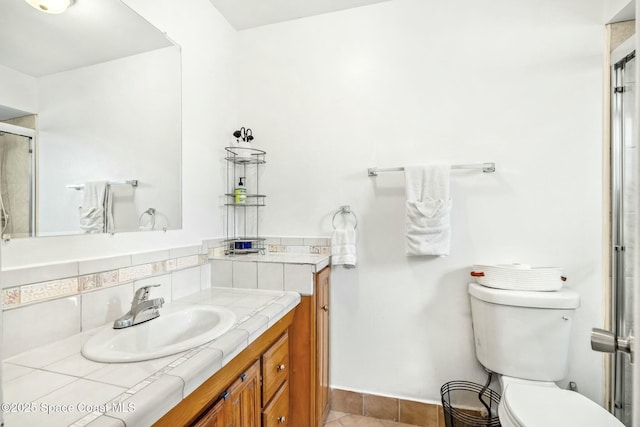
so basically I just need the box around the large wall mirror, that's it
[0,0,182,238]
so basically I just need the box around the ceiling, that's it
[208,0,391,30]
[0,0,387,118]
[608,1,635,23]
[0,0,172,77]
[0,0,390,77]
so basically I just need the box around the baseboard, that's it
[330,388,445,427]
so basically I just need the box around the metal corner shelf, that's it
[221,236,267,254]
[224,147,266,165]
[224,193,267,208]
[224,146,266,255]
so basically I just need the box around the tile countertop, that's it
[209,252,330,270]
[1,287,301,427]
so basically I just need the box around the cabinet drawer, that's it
[262,332,289,404]
[262,381,289,427]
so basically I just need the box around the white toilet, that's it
[468,282,624,427]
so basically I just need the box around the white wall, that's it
[1,0,236,267]
[0,65,37,114]
[236,0,606,404]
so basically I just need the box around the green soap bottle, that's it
[235,177,247,204]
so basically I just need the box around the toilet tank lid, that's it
[468,282,580,309]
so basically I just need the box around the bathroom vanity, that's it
[1,250,330,427]
[155,305,293,426]
[155,265,330,427]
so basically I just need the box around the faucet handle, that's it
[133,284,161,303]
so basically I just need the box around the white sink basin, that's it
[82,305,236,363]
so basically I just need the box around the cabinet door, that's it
[225,361,261,427]
[316,266,330,426]
[192,398,226,427]
[191,361,261,427]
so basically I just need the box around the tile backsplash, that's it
[264,236,330,255]
[2,245,209,358]
[2,251,207,310]
[1,236,330,358]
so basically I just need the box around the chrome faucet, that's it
[113,284,165,329]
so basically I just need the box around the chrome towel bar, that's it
[368,162,495,176]
[66,180,138,190]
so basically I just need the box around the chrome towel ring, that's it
[332,205,357,230]
[139,207,156,230]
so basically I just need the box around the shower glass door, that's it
[610,49,635,427]
[0,126,35,238]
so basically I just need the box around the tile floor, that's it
[324,411,424,427]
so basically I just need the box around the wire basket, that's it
[440,381,501,427]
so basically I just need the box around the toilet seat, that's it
[500,383,624,427]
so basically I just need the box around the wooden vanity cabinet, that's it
[154,311,294,427]
[290,266,331,427]
[156,265,330,427]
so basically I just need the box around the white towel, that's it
[104,185,114,233]
[78,181,111,233]
[331,228,357,268]
[404,164,452,256]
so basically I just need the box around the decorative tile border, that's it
[2,254,208,310]
[119,263,153,283]
[268,244,330,255]
[177,254,200,269]
[208,236,331,257]
[2,237,331,310]
[20,278,79,304]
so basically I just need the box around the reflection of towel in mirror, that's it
[104,186,114,233]
[404,164,451,256]
[78,181,112,233]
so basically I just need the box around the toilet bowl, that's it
[497,376,624,427]
[468,281,623,427]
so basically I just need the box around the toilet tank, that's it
[468,283,580,381]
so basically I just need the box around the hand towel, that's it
[331,228,357,268]
[78,181,108,233]
[404,164,452,256]
[104,185,114,233]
